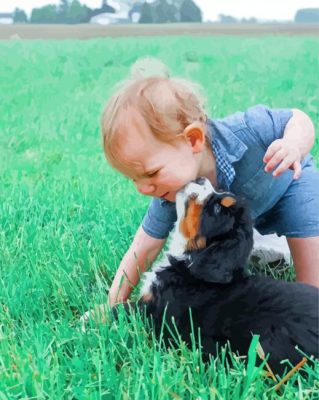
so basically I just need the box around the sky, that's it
[2,0,319,21]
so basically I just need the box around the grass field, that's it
[0,34,319,398]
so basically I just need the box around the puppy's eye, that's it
[214,203,221,214]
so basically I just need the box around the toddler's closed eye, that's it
[148,170,160,177]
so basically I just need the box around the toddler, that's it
[101,58,319,307]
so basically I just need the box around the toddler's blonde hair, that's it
[101,57,208,169]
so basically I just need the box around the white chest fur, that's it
[139,178,214,298]
[139,220,187,298]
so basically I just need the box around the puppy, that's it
[125,177,319,375]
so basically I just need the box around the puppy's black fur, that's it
[116,183,319,375]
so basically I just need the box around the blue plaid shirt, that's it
[212,138,235,191]
[142,105,294,239]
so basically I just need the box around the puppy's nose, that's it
[189,193,199,201]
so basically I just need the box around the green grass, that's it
[0,35,319,398]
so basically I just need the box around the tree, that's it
[154,0,178,23]
[241,17,257,23]
[58,0,92,23]
[218,14,238,23]
[13,8,28,23]
[180,0,202,22]
[67,0,90,23]
[30,1,91,23]
[59,0,69,13]
[295,8,319,23]
[171,0,184,7]
[57,0,69,22]
[30,5,59,23]
[139,2,153,23]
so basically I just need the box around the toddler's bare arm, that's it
[80,225,165,330]
[108,224,166,306]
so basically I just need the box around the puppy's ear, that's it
[220,196,236,208]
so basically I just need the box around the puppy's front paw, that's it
[80,303,109,332]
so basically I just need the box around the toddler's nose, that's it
[136,183,156,195]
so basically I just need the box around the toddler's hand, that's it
[263,138,302,180]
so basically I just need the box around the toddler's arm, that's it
[263,109,315,179]
[108,224,166,306]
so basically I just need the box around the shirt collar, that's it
[207,118,248,164]
[207,118,248,189]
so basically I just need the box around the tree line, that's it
[12,0,203,24]
[218,8,319,24]
[11,1,319,24]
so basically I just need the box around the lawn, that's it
[0,35,318,398]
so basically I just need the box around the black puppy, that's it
[121,178,319,374]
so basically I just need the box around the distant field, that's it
[0,22,319,39]
[0,35,318,397]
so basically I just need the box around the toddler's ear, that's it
[182,122,206,153]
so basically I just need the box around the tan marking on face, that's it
[180,198,201,239]
[221,196,236,208]
[179,198,206,251]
